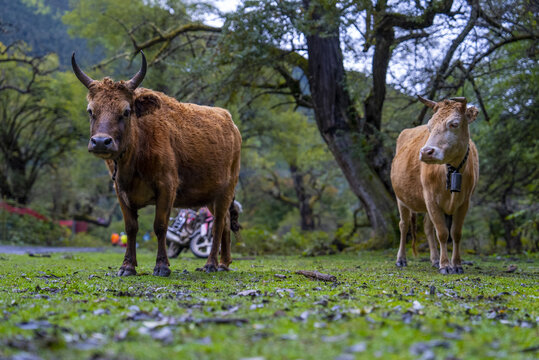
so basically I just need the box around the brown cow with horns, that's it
[391,96,479,274]
[72,51,242,276]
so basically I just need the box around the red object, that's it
[58,220,89,233]
[0,201,48,221]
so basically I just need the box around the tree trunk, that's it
[302,0,398,246]
[289,164,315,231]
[363,25,395,191]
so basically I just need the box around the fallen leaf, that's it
[237,289,260,297]
[11,352,43,360]
[16,320,52,330]
[196,336,212,345]
[334,354,355,360]
[92,308,109,316]
[28,253,51,258]
[321,333,348,343]
[276,288,295,298]
[198,317,248,325]
[410,340,450,357]
[506,264,518,273]
[114,328,129,341]
[346,342,367,353]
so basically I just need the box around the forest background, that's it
[0,0,537,255]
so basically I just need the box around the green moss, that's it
[0,251,537,359]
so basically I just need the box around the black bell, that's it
[450,172,462,193]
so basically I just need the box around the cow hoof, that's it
[396,259,407,267]
[453,265,464,274]
[153,265,171,277]
[196,264,218,273]
[217,264,230,272]
[431,261,440,269]
[118,266,136,277]
[439,266,453,275]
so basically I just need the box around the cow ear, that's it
[134,94,161,117]
[465,106,479,123]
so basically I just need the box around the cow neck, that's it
[445,145,469,192]
[112,124,138,185]
[111,151,125,182]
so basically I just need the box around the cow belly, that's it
[394,187,427,213]
[123,180,156,209]
[391,163,427,213]
[174,186,224,208]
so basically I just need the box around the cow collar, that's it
[445,145,469,193]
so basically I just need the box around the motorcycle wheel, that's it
[189,233,212,258]
[167,241,184,259]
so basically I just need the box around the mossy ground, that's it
[0,250,537,360]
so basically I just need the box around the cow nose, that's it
[421,147,435,156]
[90,136,113,151]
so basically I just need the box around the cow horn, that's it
[417,95,437,109]
[127,51,147,90]
[450,97,467,104]
[71,52,94,88]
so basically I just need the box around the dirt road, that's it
[0,245,111,255]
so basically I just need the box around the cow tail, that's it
[229,198,242,234]
[445,214,453,244]
[411,213,418,257]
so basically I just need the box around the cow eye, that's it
[449,121,459,128]
[123,109,130,118]
[87,109,93,117]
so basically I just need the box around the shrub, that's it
[0,209,67,246]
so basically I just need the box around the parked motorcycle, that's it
[166,201,241,259]
[188,210,214,258]
[166,208,213,258]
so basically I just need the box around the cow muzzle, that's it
[419,146,443,164]
[88,135,118,158]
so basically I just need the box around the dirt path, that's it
[0,245,112,255]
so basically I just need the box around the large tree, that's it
[0,41,75,205]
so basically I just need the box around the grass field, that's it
[0,250,537,360]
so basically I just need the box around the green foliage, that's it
[67,231,107,247]
[0,0,101,68]
[238,225,335,256]
[471,39,539,251]
[0,209,67,246]
[0,41,79,205]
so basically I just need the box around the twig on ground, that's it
[296,270,337,282]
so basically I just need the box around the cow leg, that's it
[426,205,452,274]
[197,202,227,273]
[118,199,138,276]
[152,191,173,277]
[218,212,232,271]
[450,205,469,274]
[424,214,440,268]
[395,200,411,267]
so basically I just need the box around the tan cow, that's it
[391,96,479,274]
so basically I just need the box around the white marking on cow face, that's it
[420,108,469,165]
